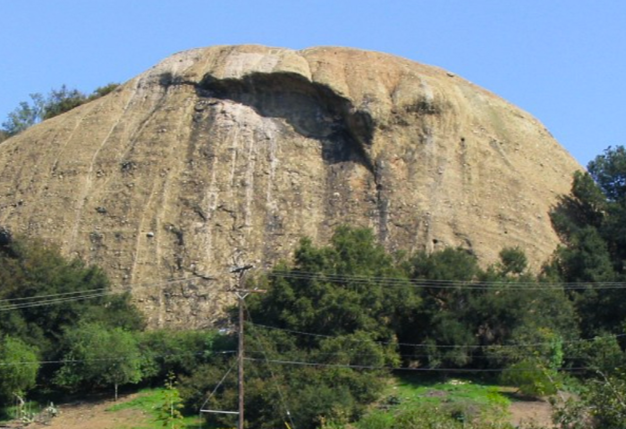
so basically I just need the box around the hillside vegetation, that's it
[0,84,119,138]
[0,145,625,428]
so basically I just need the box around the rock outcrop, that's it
[0,45,581,327]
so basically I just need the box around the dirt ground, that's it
[2,391,556,429]
[509,399,553,427]
[21,393,149,429]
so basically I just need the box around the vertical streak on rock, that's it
[0,107,85,226]
[153,176,172,328]
[35,103,95,211]
[264,120,279,218]
[227,108,241,207]
[374,158,389,243]
[129,180,158,285]
[68,80,140,249]
[419,77,435,104]
[262,120,280,261]
[203,154,219,264]
[243,133,257,229]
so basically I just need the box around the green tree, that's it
[248,226,419,343]
[1,94,45,135]
[549,145,626,335]
[588,145,626,202]
[588,146,626,271]
[55,323,144,400]
[0,336,40,400]
[585,370,626,429]
[496,247,528,276]
[0,234,144,360]
[404,248,483,367]
[573,335,625,375]
[40,85,86,120]
[185,227,411,429]
[138,329,235,382]
[404,247,577,370]
[89,83,119,99]
[1,83,119,136]
[499,329,563,397]
[551,171,607,239]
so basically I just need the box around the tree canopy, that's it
[1,83,119,137]
[0,336,39,400]
[55,323,143,400]
[549,145,626,335]
[185,226,583,428]
[0,231,145,402]
[0,233,144,358]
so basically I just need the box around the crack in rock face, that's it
[0,45,582,328]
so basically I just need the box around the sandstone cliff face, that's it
[0,45,581,327]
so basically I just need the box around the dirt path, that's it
[25,393,150,429]
[508,399,553,427]
[3,388,557,429]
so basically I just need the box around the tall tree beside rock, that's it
[549,145,626,335]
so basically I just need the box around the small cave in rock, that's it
[197,72,375,172]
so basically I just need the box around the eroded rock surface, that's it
[0,45,581,327]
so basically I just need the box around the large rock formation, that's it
[0,45,581,327]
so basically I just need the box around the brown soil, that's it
[4,389,558,429]
[23,393,151,429]
[508,399,553,427]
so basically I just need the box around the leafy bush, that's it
[0,336,40,400]
[138,329,235,382]
[0,232,143,402]
[0,234,144,358]
[350,404,515,429]
[500,359,558,397]
[54,323,143,400]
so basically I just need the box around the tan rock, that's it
[0,45,581,327]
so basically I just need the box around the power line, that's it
[268,270,626,290]
[198,359,239,422]
[245,349,598,362]
[0,288,107,303]
[243,300,296,429]
[0,349,236,368]
[2,268,624,313]
[248,322,626,350]
[0,276,213,312]
[245,357,596,374]
[0,291,113,311]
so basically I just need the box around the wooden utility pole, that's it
[230,264,264,429]
[200,264,264,428]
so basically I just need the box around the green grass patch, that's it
[353,374,513,428]
[0,400,47,424]
[106,387,168,413]
[389,374,511,409]
[106,387,201,429]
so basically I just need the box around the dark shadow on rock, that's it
[196,72,375,173]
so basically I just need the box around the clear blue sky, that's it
[1,0,625,167]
